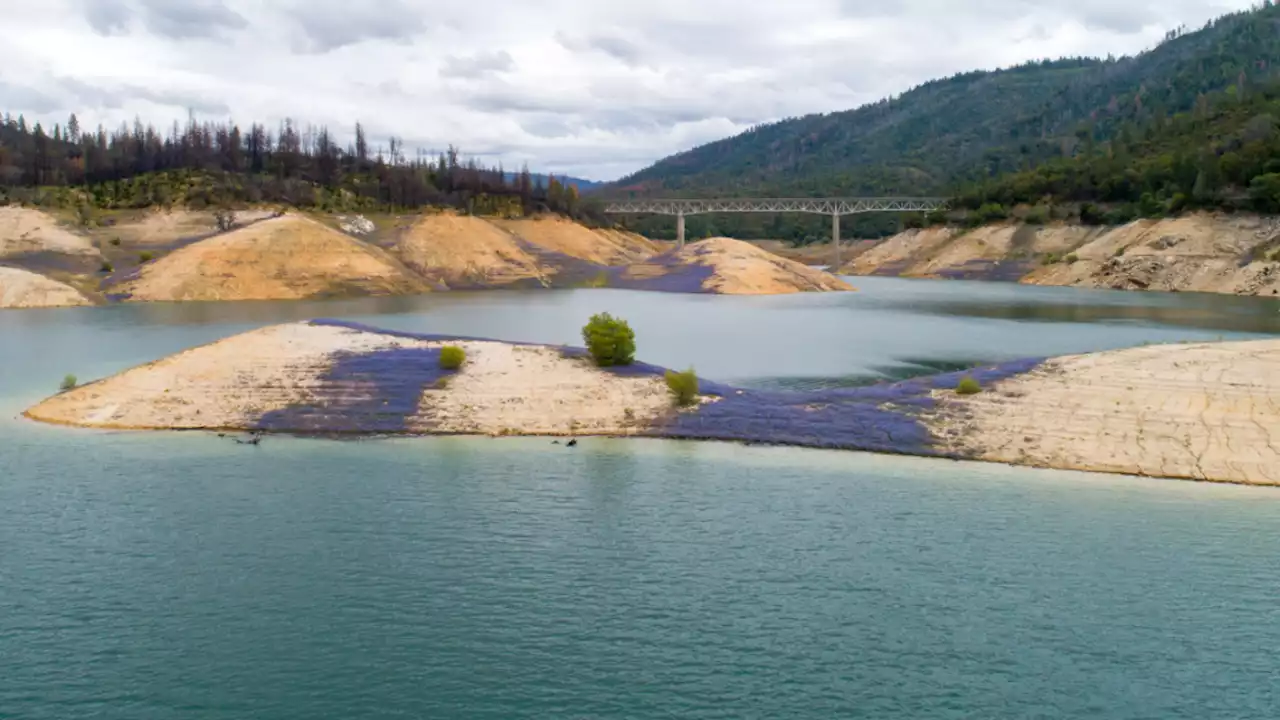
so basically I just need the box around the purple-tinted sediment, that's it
[257,319,1045,457]
[254,345,452,434]
[643,357,1044,456]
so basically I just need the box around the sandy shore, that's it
[932,340,1280,485]
[0,266,92,308]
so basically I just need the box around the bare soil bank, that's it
[24,321,1279,485]
[1,205,851,304]
[840,213,1280,296]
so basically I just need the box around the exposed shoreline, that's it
[1,206,851,308]
[838,213,1280,297]
[23,319,1280,486]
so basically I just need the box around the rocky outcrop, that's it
[0,266,92,308]
[842,213,1280,296]
[613,237,854,294]
[25,320,1279,484]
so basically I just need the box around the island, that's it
[24,319,1279,486]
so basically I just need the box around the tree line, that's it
[0,112,602,221]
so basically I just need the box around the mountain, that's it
[607,3,1280,200]
[503,171,604,192]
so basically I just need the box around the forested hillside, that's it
[948,76,1280,223]
[609,1,1280,224]
[0,115,602,221]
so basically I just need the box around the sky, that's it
[0,0,1260,181]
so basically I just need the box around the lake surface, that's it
[3,278,1280,719]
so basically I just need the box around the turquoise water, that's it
[3,279,1280,719]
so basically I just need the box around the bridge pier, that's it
[676,210,685,250]
[831,212,841,271]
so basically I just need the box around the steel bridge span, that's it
[602,197,948,268]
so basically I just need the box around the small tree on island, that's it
[582,313,635,367]
[664,367,699,407]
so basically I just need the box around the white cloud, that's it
[0,0,1258,180]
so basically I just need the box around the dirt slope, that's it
[100,208,278,246]
[115,214,428,302]
[617,237,853,294]
[491,216,661,265]
[0,266,93,308]
[843,214,1280,296]
[0,207,100,258]
[392,213,546,287]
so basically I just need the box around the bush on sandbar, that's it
[439,345,466,370]
[60,374,78,392]
[582,312,635,367]
[955,376,982,395]
[665,367,699,407]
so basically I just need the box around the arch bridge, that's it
[602,197,948,267]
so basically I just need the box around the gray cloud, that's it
[286,0,428,53]
[0,82,63,115]
[557,31,647,67]
[440,51,516,79]
[81,0,132,35]
[0,0,1260,181]
[138,0,247,39]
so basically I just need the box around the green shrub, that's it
[955,376,982,395]
[664,367,699,407]
[582,312,635,367]
[60,374,77,392]
[1023,206,1049,225]
[138,251,153,263]
[109,237,121,246]
[439,345,466,370]
[1040,252,1059,265]
[1065,253,1079,264]
[99,261,113,273]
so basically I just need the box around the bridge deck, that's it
[602,197,947,216]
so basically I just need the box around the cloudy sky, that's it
[0,0,1257,180]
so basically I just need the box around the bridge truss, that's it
[601,197,947,216]
[601,197,949,268]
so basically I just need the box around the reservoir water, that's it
[3,277,1280,719]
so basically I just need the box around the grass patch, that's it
[439,345,466,370]
[955,376,982,395]
[138,251,154,263]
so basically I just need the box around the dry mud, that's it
[934,339,1280,485]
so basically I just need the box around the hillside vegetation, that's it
[607,2,1280,241]
[0,114,602,223]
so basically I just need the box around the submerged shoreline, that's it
[22,319,1280,486]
